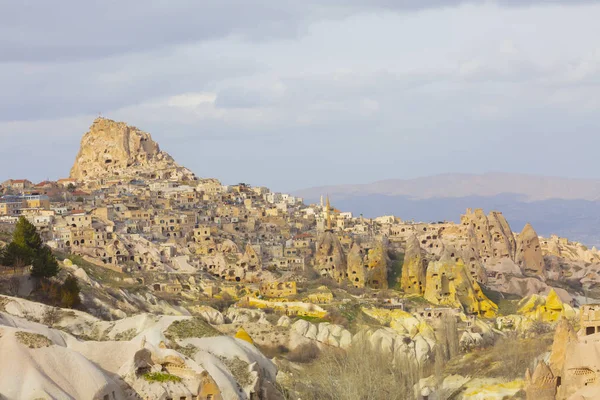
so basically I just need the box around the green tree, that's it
[66,183,76,192]
[12,216,43,263]
[30,246,59,279]
[3,217,59,279]
[1,241,30,269]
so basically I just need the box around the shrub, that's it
[287,343,321,363]
[142,372,181,383]
[257,344,289,359]
[42,307,60,327]
[527,320,553,336]
[60,276,81,308]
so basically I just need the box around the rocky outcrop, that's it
[346,241,388,289]
[549,318,577,377]
[525,361,557,400]
[461,208,516,267]
[226,308,270,325]
[347,243,367,288]
[516,223,545,276]
[238,244,261,272]
[70,118,196,183]
[315,232,347,283]
[354,327,434,368]
[517,289,576,322]
[401,235,428,295]
[290,320,352,349]
[365,241,389,290]
[424,249,497,318]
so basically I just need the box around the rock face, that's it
[516,223,545,276]
[401,235,428,295]
[346,241,388,289]
[291,320,352,349]
[548,318,577,377]
[315,232,347,283]
[347,243,367,288]
[364,241,389,290]
[524,361,557,400]
[70,118,196,183]
[424,250,497,317]
[461,208,516,267]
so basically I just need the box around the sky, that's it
[2,0,600,192]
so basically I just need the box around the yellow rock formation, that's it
[424,250,497,318]
[235,328,254,344]
[517,289,576,322]
[401,234,428,295]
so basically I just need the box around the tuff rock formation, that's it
[516,223,545,276]
[364,241,389,289]
[401,234,428,295]
[347,243,367,288]
[525,361,557,400]
[347,241,389,289]
[70,117,196,183]
[315,231,347,283]
[548,318,577,377]
[461,208,516,266]
[424,249,498,318]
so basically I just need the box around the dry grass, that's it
[0,296,9,312]
[164,317,220,341]
[114,328,137,341]
[445,332,553,380]
[15,331,53,349]
[220,356,253,387]
[287,339,418,400]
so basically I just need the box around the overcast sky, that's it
[2,0,600,191]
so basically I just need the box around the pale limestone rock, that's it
[195,306,225,325]
[70,117,195,183]
[277,316,291,328]
[306,324,318,340]
[516,223,545,276]
[291,320,310,336]
[339,330,352,349]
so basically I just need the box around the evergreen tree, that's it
[13,216,43,256]
[30,245,59,279]
[0,242,29,269]
[2,217,60,279]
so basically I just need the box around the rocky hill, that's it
[70,117,196,184]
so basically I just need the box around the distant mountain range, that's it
[293,173,600,246]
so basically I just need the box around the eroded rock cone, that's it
[70,117,196,183]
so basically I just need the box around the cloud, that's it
[2,1,600,189]
[0,0,595,62]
